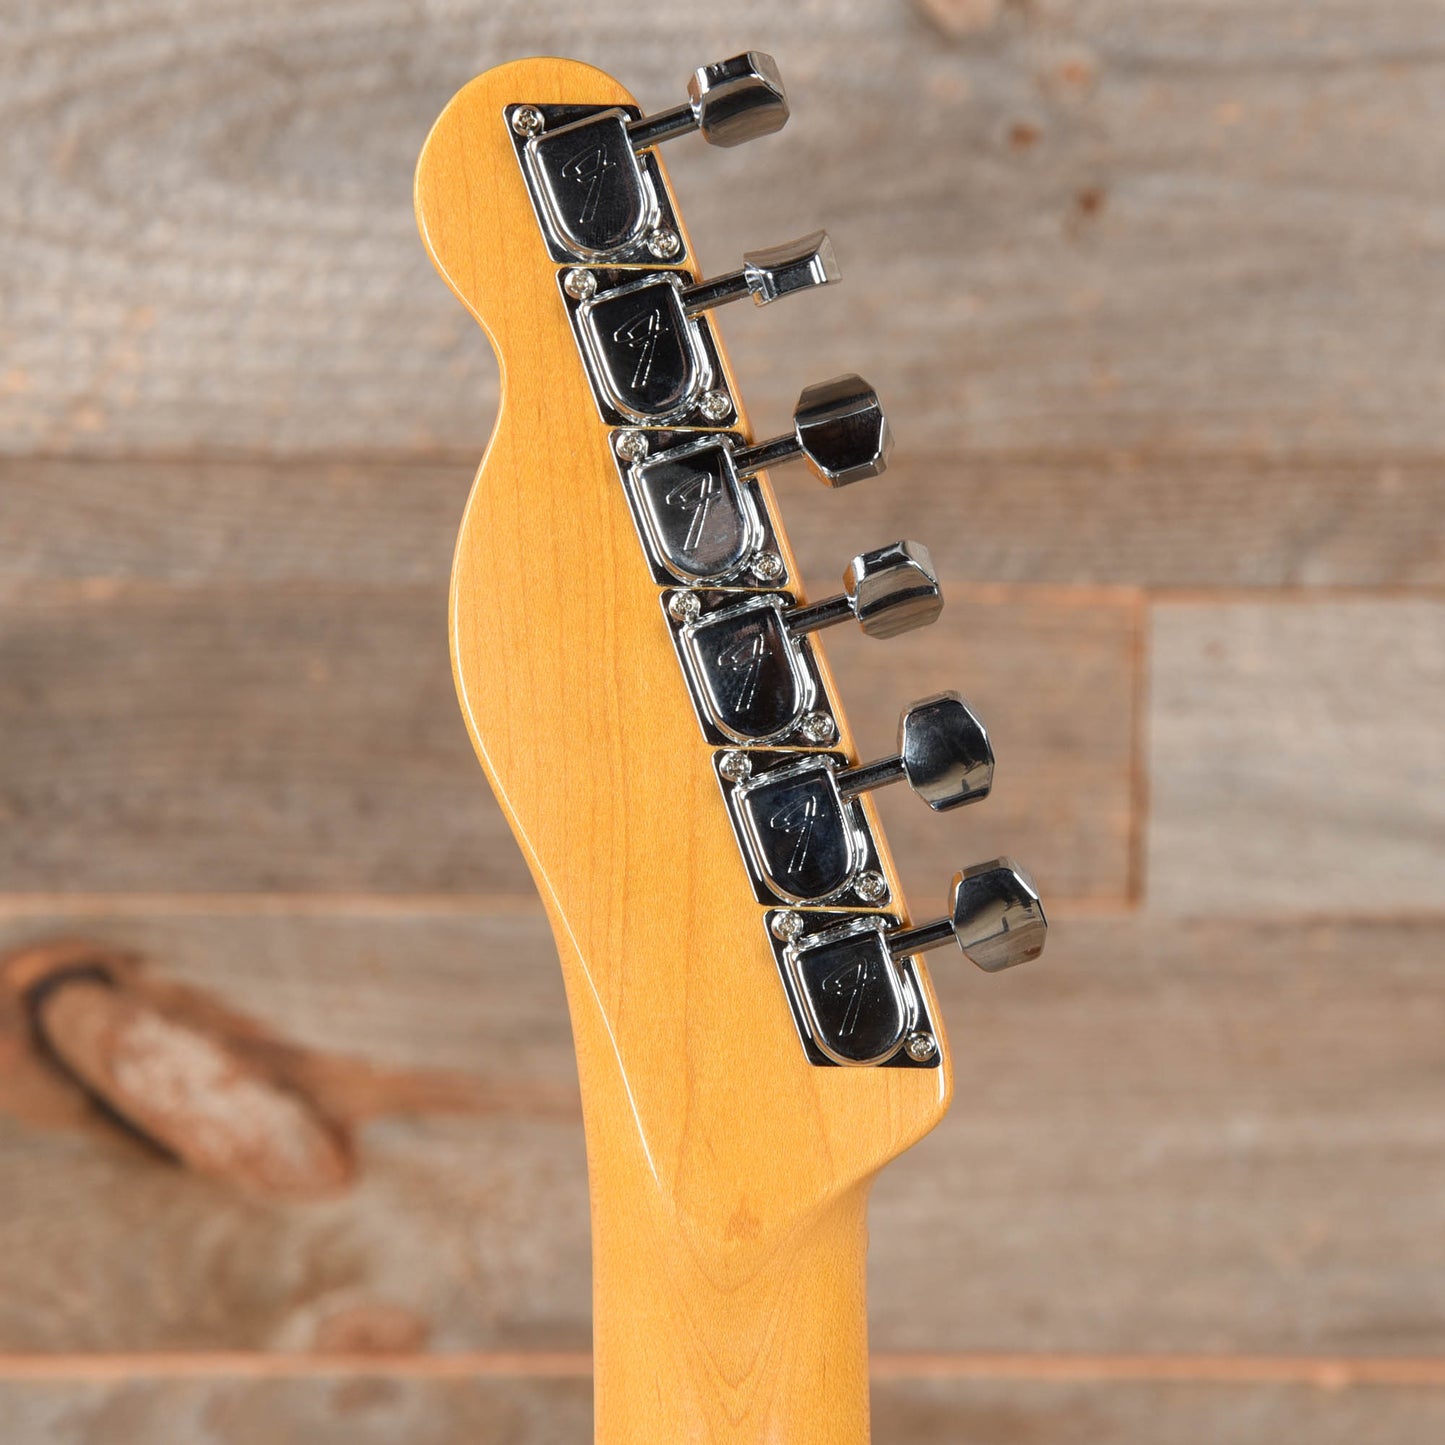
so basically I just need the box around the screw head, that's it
[854,870,888,904]
[699,390,733,423]
[770,910,805,941]
[647,227,681,260]
[797,711,836,745]
[563,268,596,301]
[668,590,702,624]
[718,750,752,782]
[905,1030,938,1063]
[614,430,649,462]
[511,106,544,137]
[751,551,785,583]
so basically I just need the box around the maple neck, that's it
[589,1131,872,1445]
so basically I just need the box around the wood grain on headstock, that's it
[416,57,950,1444]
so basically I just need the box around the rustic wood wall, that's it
[2,1,1443,1440]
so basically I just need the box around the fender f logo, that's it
[613,306,664,389]
[560,143,615,225]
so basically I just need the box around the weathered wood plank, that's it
[8,453,1441,590]
[3,1376,1445,1445]
[4,2,1445,459]
[1148,601,1445,915]
[0,909,1440,1354]
[0,580,1131,902]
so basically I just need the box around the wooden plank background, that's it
[1,0,1442,1440]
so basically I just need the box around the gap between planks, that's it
[0,1353,1443,1389]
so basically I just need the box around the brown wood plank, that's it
[2,1375,1443,1444]
[0,909,1440,1354]
[0,579,1130,903]
[1148,600,1445,915]
[8,451,1439,595]
[4,4,1445,460]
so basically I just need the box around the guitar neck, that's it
[415,51,1047,1445]
[591,1155,871,1443]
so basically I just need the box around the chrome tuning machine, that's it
[776,861,1046,1068]
[668,542,943,745]
[571,233,839,425]
[890,861,1049,973]
[512,52,788,263]
[722,693,993,905]
[622,373,891,585]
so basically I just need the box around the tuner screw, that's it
[905,1030,938,1063]
[750,551,785,583]
[511,105,544,137]
[699,389,733,423]
[798,711,836,745]
[563,267,596,301]
[854,870,888,904]
[614,429,650,462]
[668,590,702,623]
[647,226,682,260]
[718,750,752,782]
[770,910,805,941]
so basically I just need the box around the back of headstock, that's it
[415,53,1045,1445]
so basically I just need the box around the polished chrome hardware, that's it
[890,860,1048,972]
[621,374,885,583]
[732,373,891,487]
[836,692,993,811]
[721,694,990,904]
[671,592,822,744]
[788,540,943,641]
[723,750,882,905]
[781,915,918,1067]
[628,52,789,150]
[625,434,767,583]
[570,238,836,424]
[681,232,839,312]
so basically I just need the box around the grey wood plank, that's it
[0,579,1131,901]
[3,1376,1445,1445]
[1148,600,1445,915]
[4,2,1445,459]
[8,452,1441,591]
[0,909,1441,1354]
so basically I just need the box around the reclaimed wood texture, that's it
[1,0,1443,1441]
[0,910,1441,1358]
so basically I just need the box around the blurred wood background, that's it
[1,1,1443,1440]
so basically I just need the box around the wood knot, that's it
[8,939,354,1199]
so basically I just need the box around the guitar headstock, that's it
[415,54,1044,1248]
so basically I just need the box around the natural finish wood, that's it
[4,1375,1445,1445]
[416,56,955,1444]
[0,579,1133,903]
[6,2,1445,463]
[1149,600,1445,915]
[8,452,1444,589]
[1,910,1441,1357]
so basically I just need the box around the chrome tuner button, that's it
[787,541,943,641]
[682,231,840,313]
[888,861,1048,973]
[836,692,993,812]
[730,373,892,488]
[627,52,790,151]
